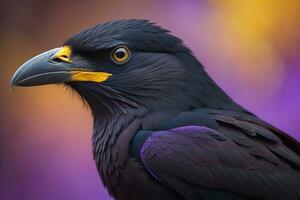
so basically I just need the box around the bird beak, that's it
[10,46,112,88]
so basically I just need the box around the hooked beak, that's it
[10,46,112,88]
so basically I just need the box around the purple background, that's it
[1,0,299,199]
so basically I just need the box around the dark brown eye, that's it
[112,46,130,63]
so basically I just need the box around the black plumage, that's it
[11,19,300,200]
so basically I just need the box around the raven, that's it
[11,19,300,200]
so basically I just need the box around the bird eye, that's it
[112,46,130,64]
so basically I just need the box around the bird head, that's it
[11,19,237,117]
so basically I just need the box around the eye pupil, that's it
[115,50,125,58]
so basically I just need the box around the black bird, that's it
[11,19,300,200]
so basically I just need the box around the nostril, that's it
[51,57,64,63]
[50,55,70,63]
[58,54,71,63]
[51,46,72,63]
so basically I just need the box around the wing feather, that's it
[138,110,300,200]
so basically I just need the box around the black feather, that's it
[59,19,300,200]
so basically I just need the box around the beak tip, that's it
[10,72,20,89]
[9,78,17,92]
[9,79,14,93]
[9,85,14,92]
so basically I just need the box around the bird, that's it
[10,19,300,200]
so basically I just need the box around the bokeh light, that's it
[1,0,299,199]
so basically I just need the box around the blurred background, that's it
[0,0,299,199]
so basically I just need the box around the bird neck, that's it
[68,82,146,166]
[91,107,141,160]
[91,105,145,191]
